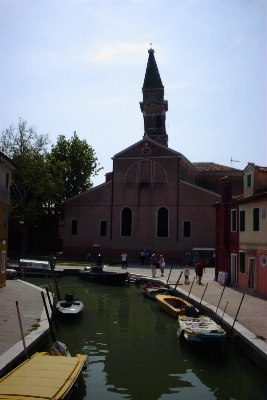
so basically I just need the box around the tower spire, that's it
[140,48,168,147]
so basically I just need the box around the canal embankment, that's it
[0,263,267,377]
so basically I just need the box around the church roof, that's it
[193,162,242,173]
[143,48,163,89]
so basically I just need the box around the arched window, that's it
[157,207,168,237]
[121,207,132,237]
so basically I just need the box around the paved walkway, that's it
[0,263,266,376]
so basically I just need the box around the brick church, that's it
[61,48,243,263]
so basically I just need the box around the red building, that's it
[62,48,243,264]
[215,163,267,298]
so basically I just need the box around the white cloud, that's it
[87,42,167,66]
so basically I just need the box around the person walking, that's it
[184,265,190,284]
[195,259,205,284]
[121,252,128,269]
[150,254,157,278]
[159,255,165,277]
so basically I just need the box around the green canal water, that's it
[26,276,265,400]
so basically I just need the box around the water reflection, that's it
[26,276,265,400]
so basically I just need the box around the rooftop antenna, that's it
[230,156,240,167]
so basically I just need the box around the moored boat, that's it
[56,294,84,316]
[141,284,173,300]
[156,294,199,318]
[0,351,87,400]
[10,259,63,277]
[177,315,226,345]
[79,266,129,285]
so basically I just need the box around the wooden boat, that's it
[141,284,173,300]
[79,266,129,285]
[177,315,226,345]
[0,351,87,400]
[156,294,199,318]
[10,259,63,277]
[56,294,84,316]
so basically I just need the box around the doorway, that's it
[248,258,256,290]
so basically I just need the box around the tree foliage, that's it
[48,132,102,209]
[0,119,102,256]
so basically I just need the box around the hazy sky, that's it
[1,0,266,186]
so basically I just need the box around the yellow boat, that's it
[156,294,199,318]
[0,352,87,400]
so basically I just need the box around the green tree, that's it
[0,119,54,256]
[48,132,102,210]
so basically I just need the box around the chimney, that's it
[105,172,113,182]
[219,176,232,202]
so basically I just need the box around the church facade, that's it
[62,49,243,263]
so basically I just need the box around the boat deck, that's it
[0,352,87,400]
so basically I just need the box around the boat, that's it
[0,350,87,399]
[155,293,199,318]
[56,294,84,316]
[140,284,173,300]
[177,315,226,345]
[10,259,63,277]
[79,265,129,285]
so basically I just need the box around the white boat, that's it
[56,294,84,316]
[177,315,226,345]
[10,259,63,276]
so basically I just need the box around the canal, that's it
[26,276,265,400]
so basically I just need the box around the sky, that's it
[0,0,266,186]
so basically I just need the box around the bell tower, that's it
[140,48,168,147]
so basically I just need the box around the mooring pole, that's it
[220,301,228,323]
[216,285,226,314]
[173,271,183,293]
[187,277,195,298]
[231,293,245,334]
[45,286,59,332]
[16,301,28,359]
[41,291,56,342]
[200,283,208,304]
[166,264,173,285]
[49,257,61,301]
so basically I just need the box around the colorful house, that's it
[215,163,267,298]
[62,48,243,263]
[0,151,16,288]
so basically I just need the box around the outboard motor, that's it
[65,293,74,302]
[185,305,199,317]
[51,341,71,357]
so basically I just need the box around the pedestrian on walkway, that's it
[121,252,128,269]
[184,265,190,284]
[195,259,205,284]
[159,255,165,277]
[150,254,157,278]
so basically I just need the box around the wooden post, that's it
[49,257,61,301]
[200,283,208,304]
[230,293,245,334]
[41,291,56,342]
[220,301,228,323]
[187,277,195,298]
[16,301,28,359]
[216,285,226,314]
[45,286,59,332]
[166,264,173,285]
[173,271,183,293]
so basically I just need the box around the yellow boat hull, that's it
[0,352,87,400]
[156,294,197,318]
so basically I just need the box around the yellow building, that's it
[0,151,15,288]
